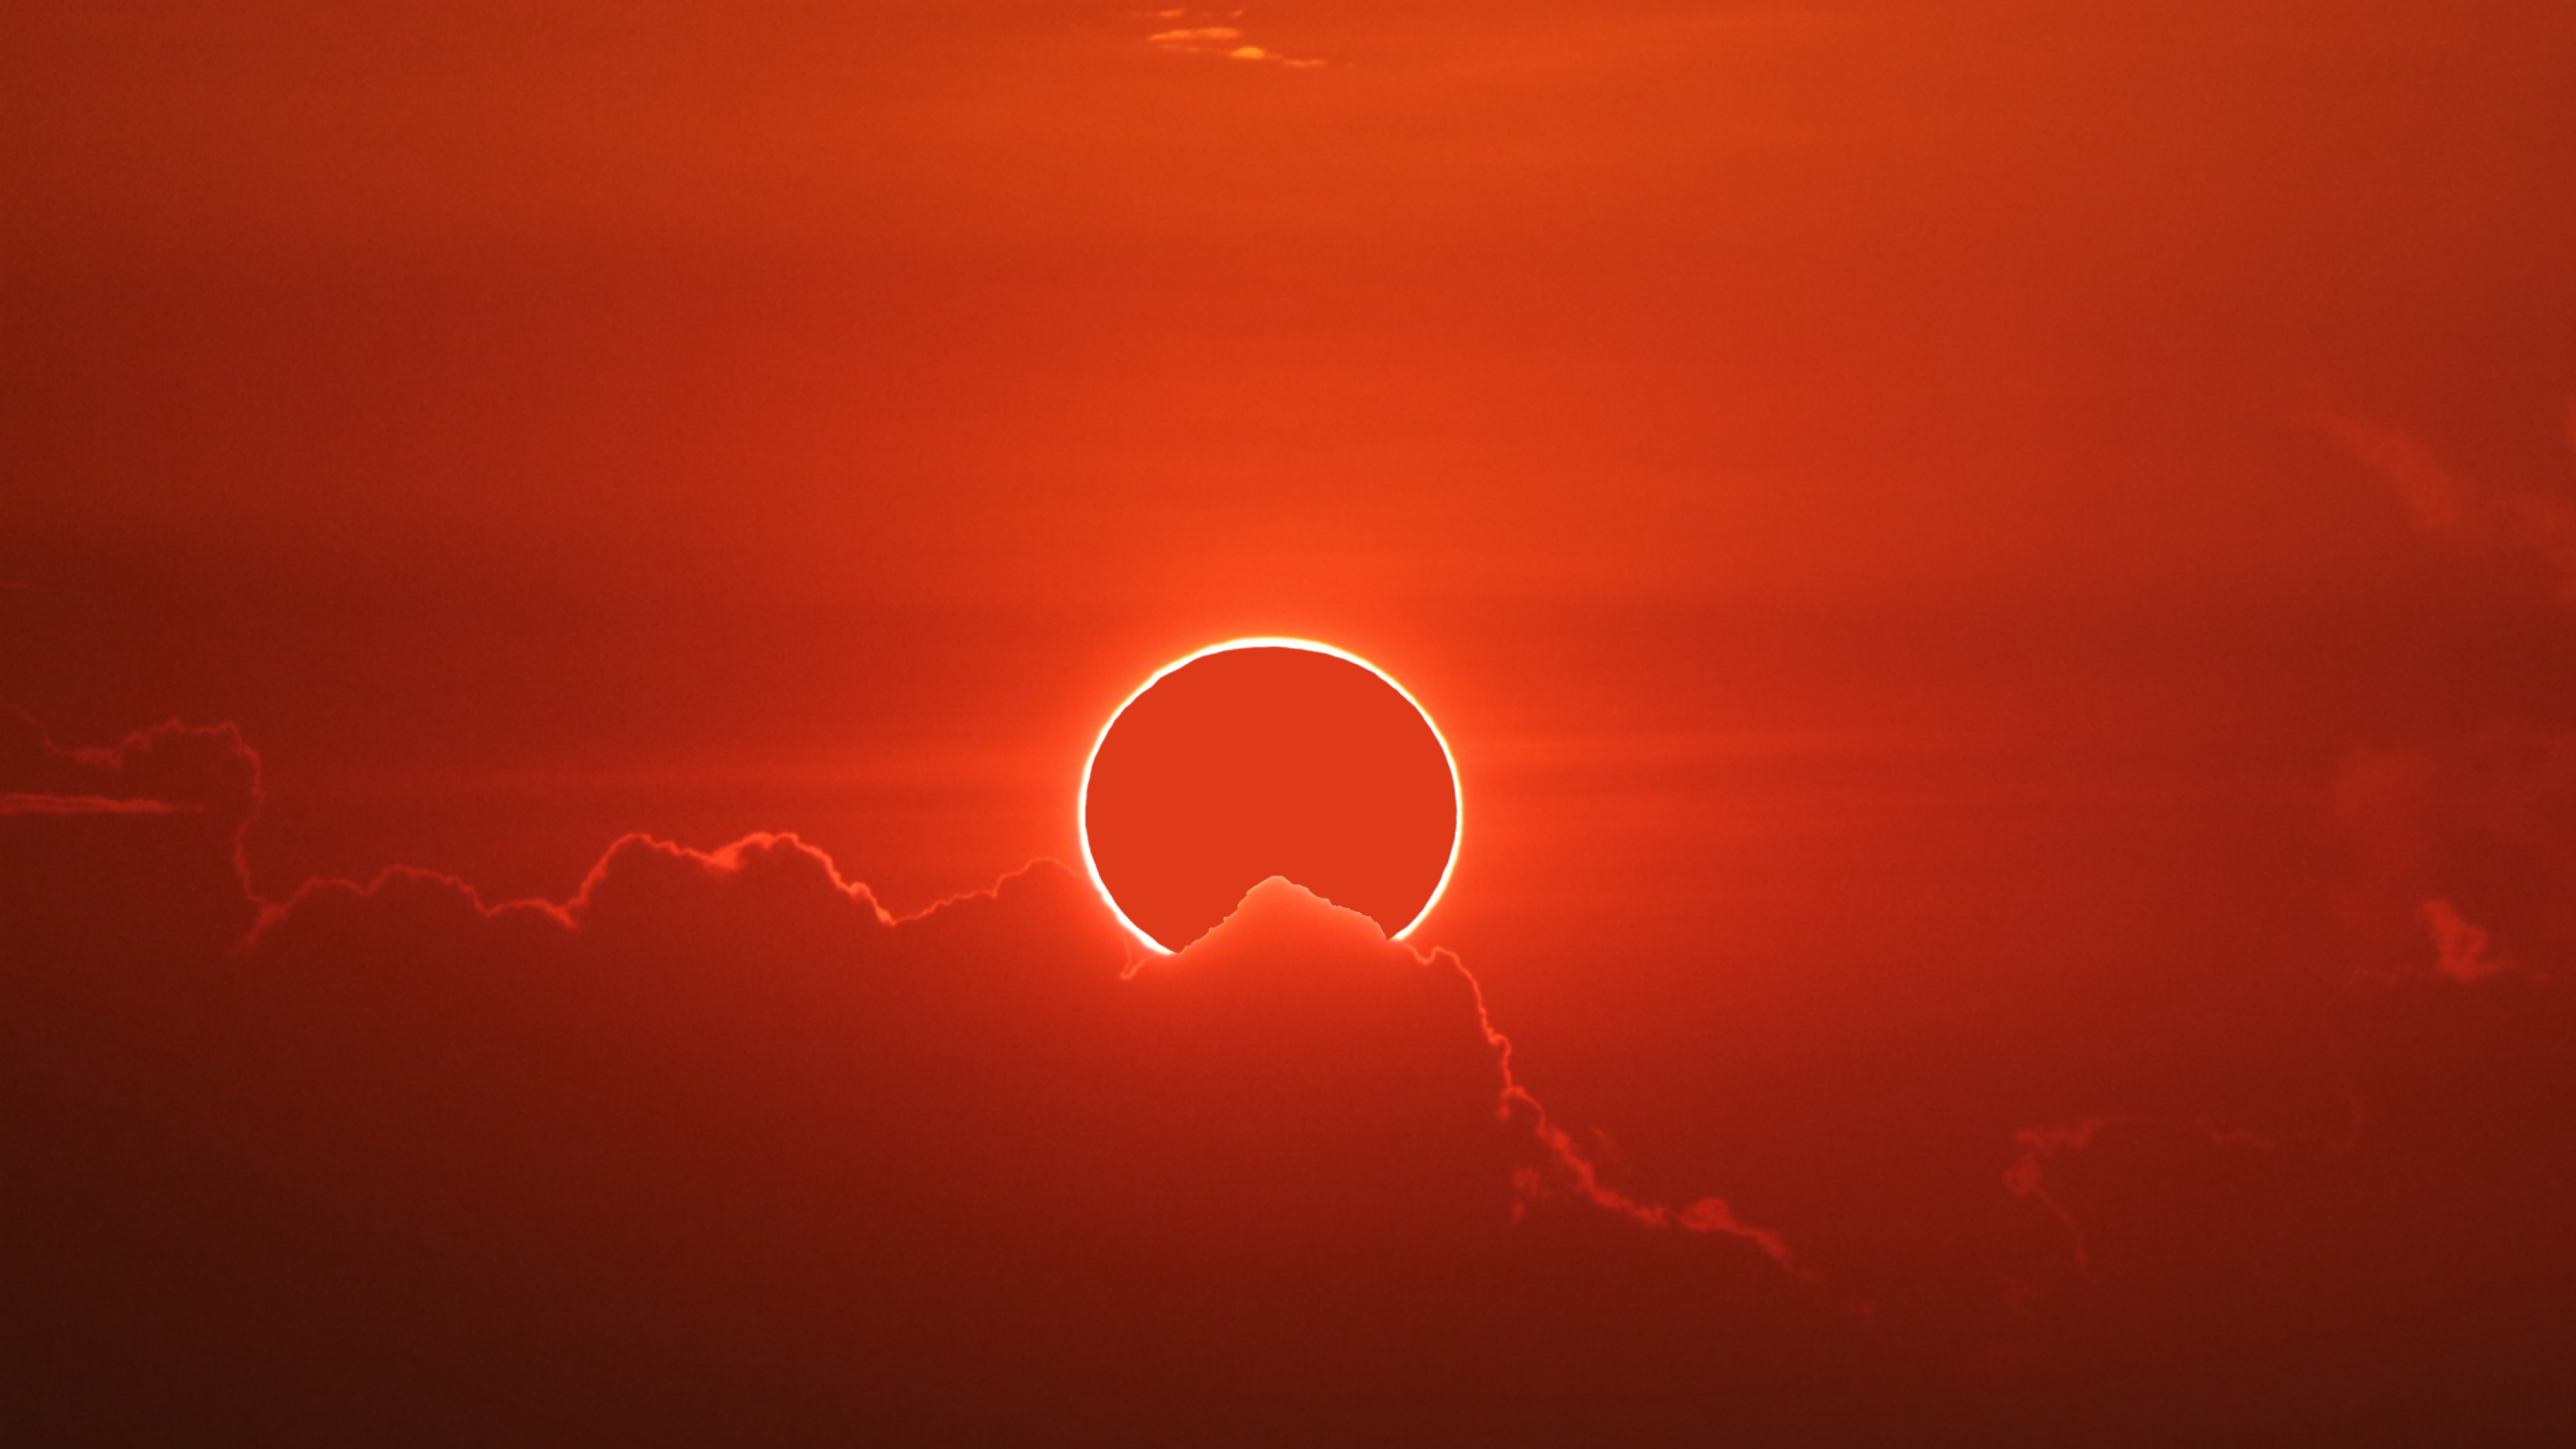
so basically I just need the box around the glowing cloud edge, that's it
[1077,637,1466,955]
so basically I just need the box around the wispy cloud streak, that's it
[2319,407,2576,603]
[0,793,192,815]
[1143,9,1325,68]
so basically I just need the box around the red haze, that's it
[7,0,2576,1441]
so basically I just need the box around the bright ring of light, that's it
[1077,637,1464,955]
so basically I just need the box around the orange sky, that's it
[13,1,2572,600]
[12,0,2572,1027]
[7,3,2576,1439]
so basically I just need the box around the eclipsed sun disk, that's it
[1081,640,1462,953]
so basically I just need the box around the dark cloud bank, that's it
[7,714,2573,1445]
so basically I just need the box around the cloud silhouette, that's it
[0,707,259,820]
[1973,715,2576,1427]
[1981,707,2576,1342]
[11,713,2576,1444]
[4,716,1837,1446]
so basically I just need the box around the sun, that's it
[1079,638,1463,954]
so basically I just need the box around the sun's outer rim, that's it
[1077,637,1465,955]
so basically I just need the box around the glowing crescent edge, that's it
[1076,636,1466,955]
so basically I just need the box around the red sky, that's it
[7,2,2576,1441]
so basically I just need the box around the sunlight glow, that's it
[1078,637,1465,954]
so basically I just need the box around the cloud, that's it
[1990,1015,2574,1408]
[4,714,1831,1444]
[1976,712,2576,1386]
[2002,1115,2278,1275]
[13,710,2576,1442]
[0,709,265,957]
[1978,718,2576,1406]
[1513,1085,1794,1264]
[2333,723,2576,984]
[1145,10,1325,68]
[1989,709,2576,1283]
[2318,407,2576,603]
[0,792,193,815]
[2420,897,2510,983]
[0,706,261,820]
